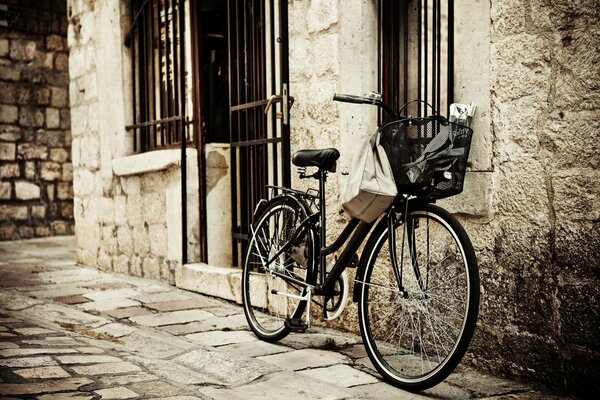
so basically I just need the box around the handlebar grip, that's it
[333,93,368,104]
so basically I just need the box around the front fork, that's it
[388,202,427,298]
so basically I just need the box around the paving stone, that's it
[14,366,71,379]
[104,307,152,320]
[299,364,379,387]
[279,330,362,350]
[94,387,139,399]
[203,306,241,317]
[53,295,92,304]
[339,343,368,359]
[0,291,42,310]
[0,347,78,357]
[20,303,110,328]
[174,349,280,386]
[0,317,22,323]
[220,340,292,358]
[83,288,140,301]
[23,337,83,346]
[186,330,257,347]
[0,356,57,368]
[0,332,16,337]
[200,314,249,331]
[76,347,106,354]
[78,298,140,312]
[129,310,213,327]
[92,323,137,338]
[0,342,19,349]
[132,292,193,304]
[198,371,354,400]
[56,355,122,364]
[148,397,202,400]
[97,373,159,387]
[257,348,350,371]
[0,378,93,395]
[128,357,218,385]
[13,327,57,335]
[130,381,183,397]
[445,371,530,398]
[145,298,216,312]
[37,269,100,284]
[38,393,94,400]
[115,330,194,359]
[158,322,208,336]
[70,361,142,375]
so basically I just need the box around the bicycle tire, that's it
[357,203,479,391]
[242,195,316,342]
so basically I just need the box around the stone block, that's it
[32,205,46,219]
[40,161,61,181]
[0,66,20,81]
[25,161,36,179]
[0,124,22,141]
[57,182,73,200]
[142,257,161,280]
[61,203,73,218]
[73,168,94,196]
[0,142,17,160]
[132,226,150,255]
[49,148,69,162]
[0,105,19,124]
[46,35,65,51]
[60,109,70,130]
[35,226,51,236]
[62,162,73,181]
[19,225,34,238]
[0,39,8,57]
[0,182,11,199]
[148,223,168,257]
[51,221,71,235]
[0,205,28,221]
[0,225,16,240]
[10,39,36,61]
[18,143,48,160]
[55,52,69,71]
[47,183,55,201]
[19,107,45,128]
[34,87,51,105]
[0,82,17,103]
[15,181,41,200]
[51,87,69,108]
[46,108,60,129]
[16,86,32,104]
[117,226,133,254]
[0,162,20,178]
[307,0,338,33]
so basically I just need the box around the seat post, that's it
[318,168,327,283]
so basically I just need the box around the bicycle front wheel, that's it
[358,203,479,391]
[242,195,316,342]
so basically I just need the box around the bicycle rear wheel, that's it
[358,203,479,391]
[242,195,316,342]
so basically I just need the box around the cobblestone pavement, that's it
[0,237,569,400]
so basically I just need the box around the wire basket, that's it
[379,116,473,199]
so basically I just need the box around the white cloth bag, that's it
[342,131,397,222]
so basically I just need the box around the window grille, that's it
[126,0,194,152]
[379,0,454,117]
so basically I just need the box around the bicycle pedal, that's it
[284,317,308,333]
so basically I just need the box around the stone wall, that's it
[470,1,599,396]
[287,0,599,396]
[68,0,201,285]
[0,0,73,240]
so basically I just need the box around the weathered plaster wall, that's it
[0,0,74,240]
[68,0,200,285]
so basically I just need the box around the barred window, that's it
[379,0,453,116]
[126,0,195,152]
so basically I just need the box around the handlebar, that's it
[333,92,393,114]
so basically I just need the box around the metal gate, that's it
[228,0,291,266]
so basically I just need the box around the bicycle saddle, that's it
[292,148,340,172]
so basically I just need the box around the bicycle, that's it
[241,92,480,391]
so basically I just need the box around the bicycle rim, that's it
[359,206,479,390]
[242,198,314,342]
